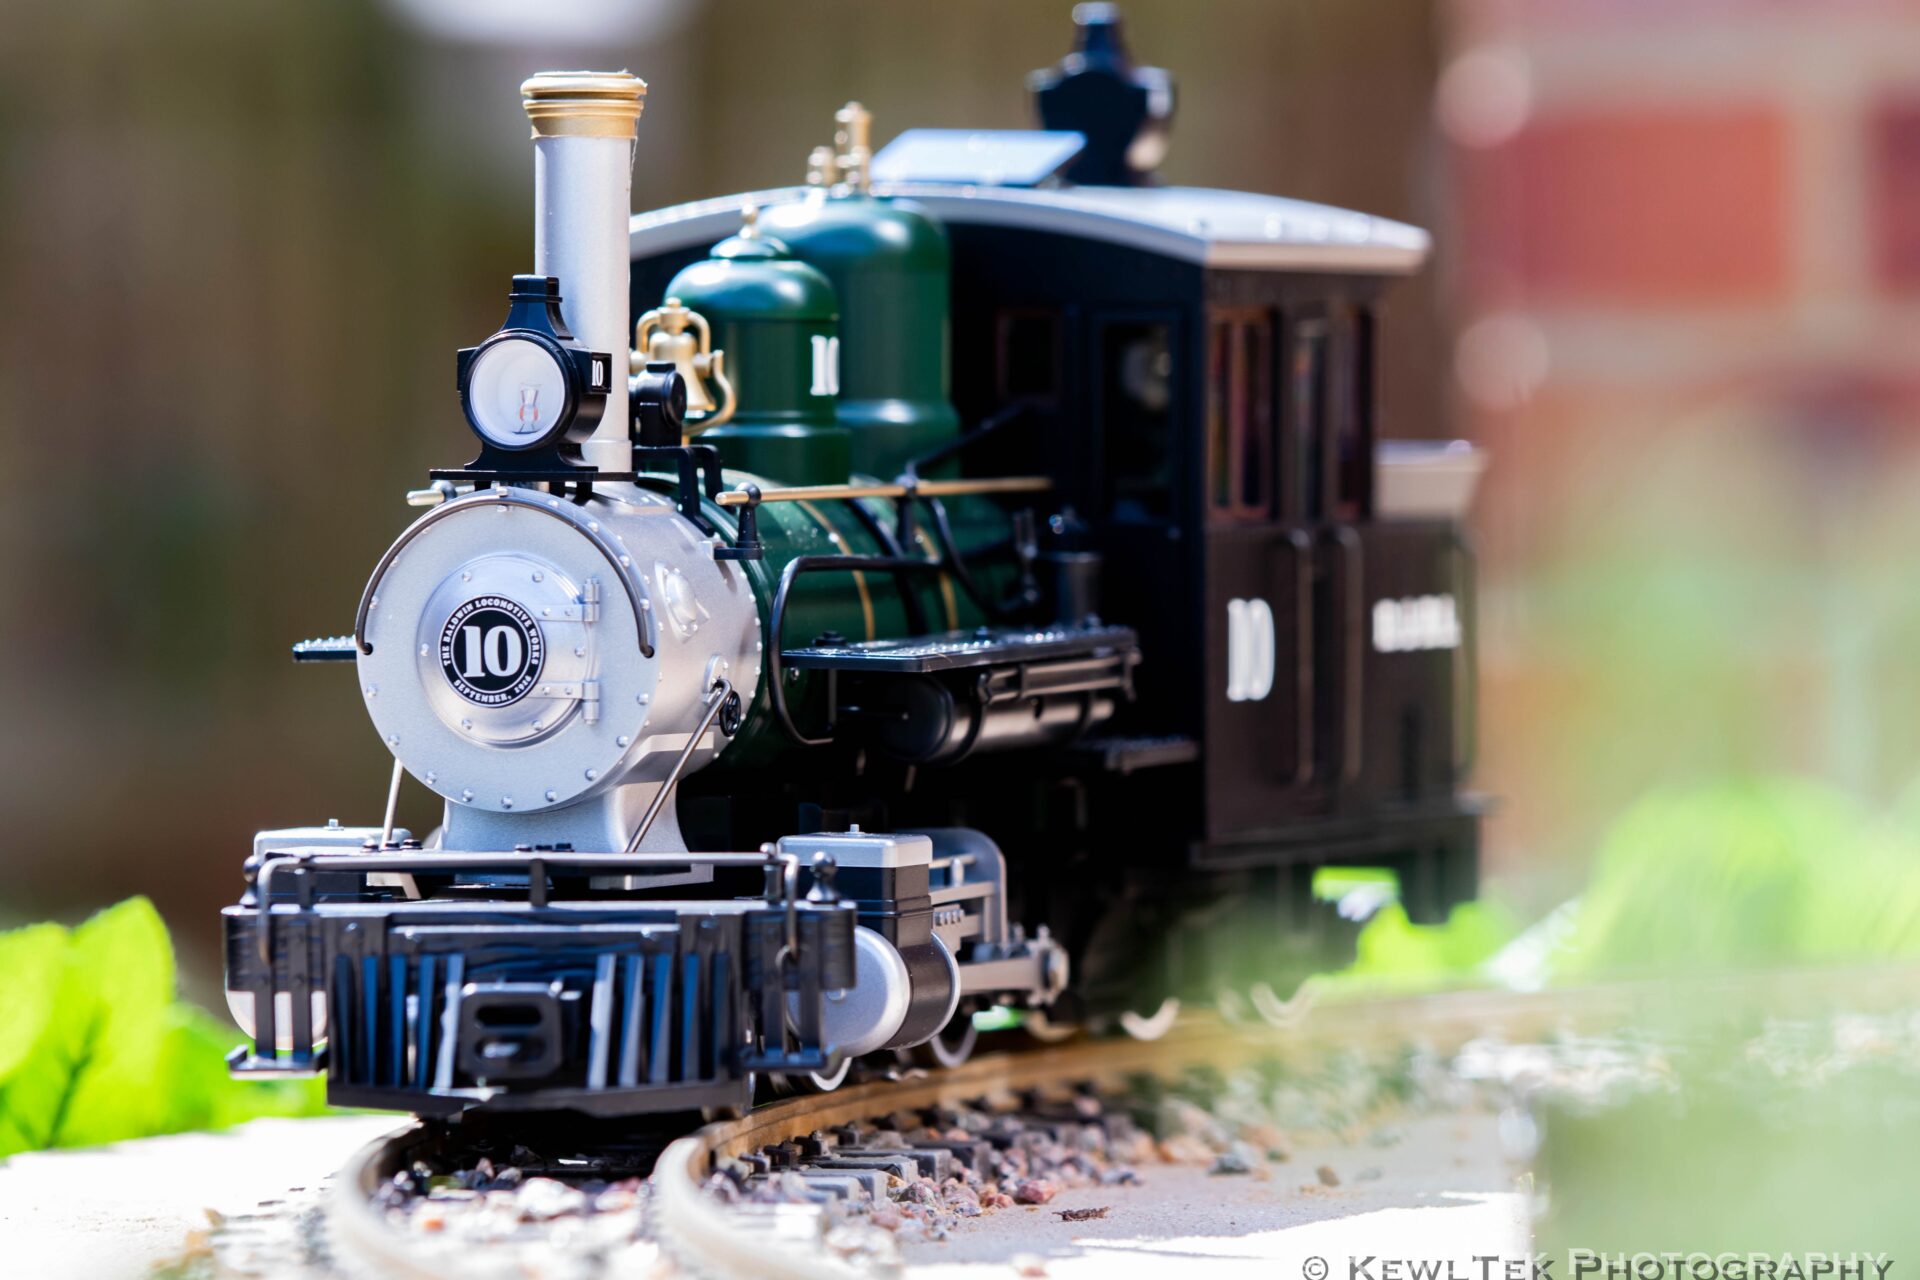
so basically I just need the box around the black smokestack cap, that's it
[1029,4,1174,187]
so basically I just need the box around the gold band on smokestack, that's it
[520,71,646,139]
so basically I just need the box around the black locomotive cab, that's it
[937,189,1481,923]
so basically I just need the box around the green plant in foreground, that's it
[1560,777,1920,978]
[0,898,324,1159]
[1333,775,1920,991]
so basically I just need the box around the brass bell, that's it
[632,297,736,433]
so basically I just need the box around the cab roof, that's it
[630,183,1431,275]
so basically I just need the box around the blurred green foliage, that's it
[1339,775,1920,989]
[1535,1012,1920,1256]
[1561,778,1920,977]
[0,899,324,1159]
[1345,900,1523,983]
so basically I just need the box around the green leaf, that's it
[0,897,325,1157]
[0,923,68,1084]
[52,898,179,1149]
[155,1005,324,1132]
[0,899,176,1154]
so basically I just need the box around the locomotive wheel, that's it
[1022,1009,1080,1043]
[765,1056,853,1097]
[1117,996,1181,1041]
[805,1057,853,1091]
[1248,976,1318,1028]
[1213,984,1255,1026]
[909,1014,980,1070]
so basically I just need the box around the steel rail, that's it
[331,964,1920,1280]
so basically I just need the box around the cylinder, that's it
[521,72,646,474]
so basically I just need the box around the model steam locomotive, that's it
[222,7,1482,1116]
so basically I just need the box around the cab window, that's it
[1100,318,1176,522]
[1334,307,1374,521]
[1205,308,1274,522]
[1287,315,1330,522]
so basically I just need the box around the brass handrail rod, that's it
[711,476,1052,507]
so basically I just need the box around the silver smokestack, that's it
[520,71,646,473]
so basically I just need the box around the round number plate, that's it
[439,596,545,706]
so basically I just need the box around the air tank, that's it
[662,208,850,485]
[762,103,960,479]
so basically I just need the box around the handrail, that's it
[1447,528,1480,779]
[712,475,1050,507]
[1286,527,1316,788]
[626,679,733,852]
[1331,524,1365,784]
[765,552,958,746]
[900,400,1034,479]
[352,487,656,658]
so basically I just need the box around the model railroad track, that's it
[327,967,1920,1280]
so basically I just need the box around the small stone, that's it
[1240,1122,1293,1160]
[1160,1098,1230,1147]
[1013,1178,1059,1205]
[1210,1141,1265,1176]
[1013,1254,1049,1277]
[1157,1134,1214,1165]
[1316,1164,1341,1187]
[516,1176,588,1219]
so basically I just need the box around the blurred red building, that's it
[1445,0,1920,898]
